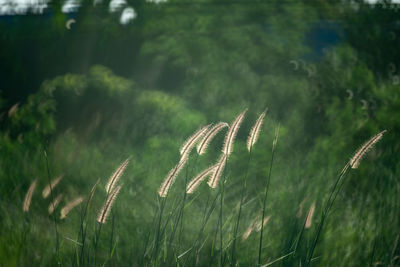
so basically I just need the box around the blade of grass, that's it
[258,124,280,265]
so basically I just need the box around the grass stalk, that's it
[219,156,229,266]
[43,148,60,261]
[258,124,279,265]
[305,163,350,267]
[230,148,252,266]
[152,195,167,264]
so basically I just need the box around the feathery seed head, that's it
[222,109,247,155]
[305,202,316,229]
[207,154,227,188]
[242,212,261,241]
[42,175,63,199]
[186,165,217,194]
[105,157,130,193]
[255,216,271,232]
[180,124,210,159]
[158,158,187,197]
[60,196,84,219]
[23,179,38,212]
[97,185,122,224]
[349,130,386,169]
[296,196,308,218]
[48,193,64,215]
[247,109,267,152]
[197,122,229,155]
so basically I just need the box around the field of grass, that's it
[0,104,391,266]
[1,1,400,266]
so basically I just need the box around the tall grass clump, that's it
[258,123,280,265]
[231,109,267,266]
[306,130,387,266]
[12,108,388,267]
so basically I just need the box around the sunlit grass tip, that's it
[60,196,84,219]
[255,215,271,232]
[48,193,64,215]
[42,175,63,199]
[197,122,228,155]
[105,157,130,194]
[247,108,267,152]
[242,212,271,241]
[222,109,247,155]
[305,201,316,229]
[180,124,210,160]
[97,185,122,224]
[207,154,227,188]
[158,159,187,197]
[23,179,37,212]
[296,196,308,218]
[186,165,217,194]
[242,219,258,242]
[349,130,387,169]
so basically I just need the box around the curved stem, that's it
[230,148,252,266]
[305,163,350,267]
[258,124,279,266]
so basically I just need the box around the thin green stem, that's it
[43,147,59,261]
[152,195,167,264]
[219,156,229,267]
[258,124,279,266]
[305,163,350,267]
[230,149,252,266]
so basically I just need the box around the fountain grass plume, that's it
[247,108,267,152]
[349,130,386,169]
[186,165,217,194]
[207,154,227,188]
[158,158,187,197]
[296,196,308,218]
[97,185,122,224]
[305,202,316,229]
[255,216,271,232]
[180,124,210,160]
[242,218,259,242]
[23,179,37,212]
[222,109,247,156]
[60,196,84,219]
[105,157,130,194]
[241,212,271,241]
[197,122,228,155]
[42,175,63,199]
[48,193,64,215]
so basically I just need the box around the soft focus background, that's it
[0,0,400,266]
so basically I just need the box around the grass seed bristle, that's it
[222,109,247,156]
[207,154,227,188]
[97,185,122,224]
[197,122,228,155]
[60,196,84,219]
[42,175,63,199]
[186,165,217,194]
[48,193,64,215]
[350,130,386,169]
[247,109,267,152]
[105,157,130,193]
[23,179,38,212]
